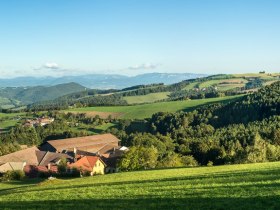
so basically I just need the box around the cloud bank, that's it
[128,63,160,70]
[44,62,59,69]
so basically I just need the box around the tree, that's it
[118,146,158,171]
[58,157,68,174]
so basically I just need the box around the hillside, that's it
[68,95,241,119]
[28,73,280,110]
[0,162,280,210]
[0,82,86,108]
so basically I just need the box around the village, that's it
[0,132,128,178]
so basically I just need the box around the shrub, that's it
[207,161,213,167]
[181,155,198,167]
[2,170,25,181]
[81,171,91,177]
[38,171,51,178]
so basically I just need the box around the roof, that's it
[0,147,39,165]
[36,151,72,166]
[0,147,71,166]
[44,133,120,153]
[0,162,26,173]
[69,156,106,172]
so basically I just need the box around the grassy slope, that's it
[123,92,170,104]
[69,95,242,119]
[1,162,280,210]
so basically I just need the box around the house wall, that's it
[92,160,105,175]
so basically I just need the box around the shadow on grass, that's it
[88,128,106,134]
[0,196,279,210]
[2,167,280,197]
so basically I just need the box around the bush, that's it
[2,170,25,181]
[38,171,51,178]
[207,161,214,167]
[81,170,91,177]
[181,155,198,167]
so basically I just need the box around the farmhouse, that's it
[23,117,54,127]
[40,133,120,154]
[0,147,71,166]
[69,156,106,175]
[0,146,72,176]
[0,146,40,165]
[0,133,125,176]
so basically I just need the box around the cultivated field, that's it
[68,95,242,119]
[123,92,170,104]
[1,162,280,210]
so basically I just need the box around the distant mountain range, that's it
[0,73,207,89]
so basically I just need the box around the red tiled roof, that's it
[69,156,105,172]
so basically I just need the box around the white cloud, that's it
[44,62,59,69]
[128,63,160,70]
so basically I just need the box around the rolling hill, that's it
[67,95,242,119]
[0,162,280,210]
[27,73,279,112]
[0,82,86,108]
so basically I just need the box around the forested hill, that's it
[110,81,280,167]
[0,82,86,107]
[209,81,280,126]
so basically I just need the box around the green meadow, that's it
[1,162,280,210]
[69,95,242,119]
[123,92,170,104]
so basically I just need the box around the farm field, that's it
[183,81,199,90]
[69,122,116,135]
[1,162,280,209]
[123,92,170,104]
[232,73,280,79]
[199,78,248,90]
[68,95,242,119]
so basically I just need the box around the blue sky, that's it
[0,0,279,77]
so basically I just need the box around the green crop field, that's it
[69,95,242,119]
[1,162,280,210]
[183,81,200,90]
[124,92,170,104]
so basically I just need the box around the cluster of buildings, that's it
[0,133,128,177]
[23,117,54,127]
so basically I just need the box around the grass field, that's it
[199,78,248,90]
[68,95,242,119]
[233,73,280,79]
[70,122,116,135]
[123,92,170,104]
[183,81,200,90]
[1,162,280,209]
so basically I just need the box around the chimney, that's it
[74,147,77,162]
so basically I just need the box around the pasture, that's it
[68,95,242,119]
[0,162,280,209]
[123,92,170,104]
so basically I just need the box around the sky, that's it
[0,0,279,78]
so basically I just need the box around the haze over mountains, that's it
[0,73,206,89]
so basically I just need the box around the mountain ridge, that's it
[0,73,207,89]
